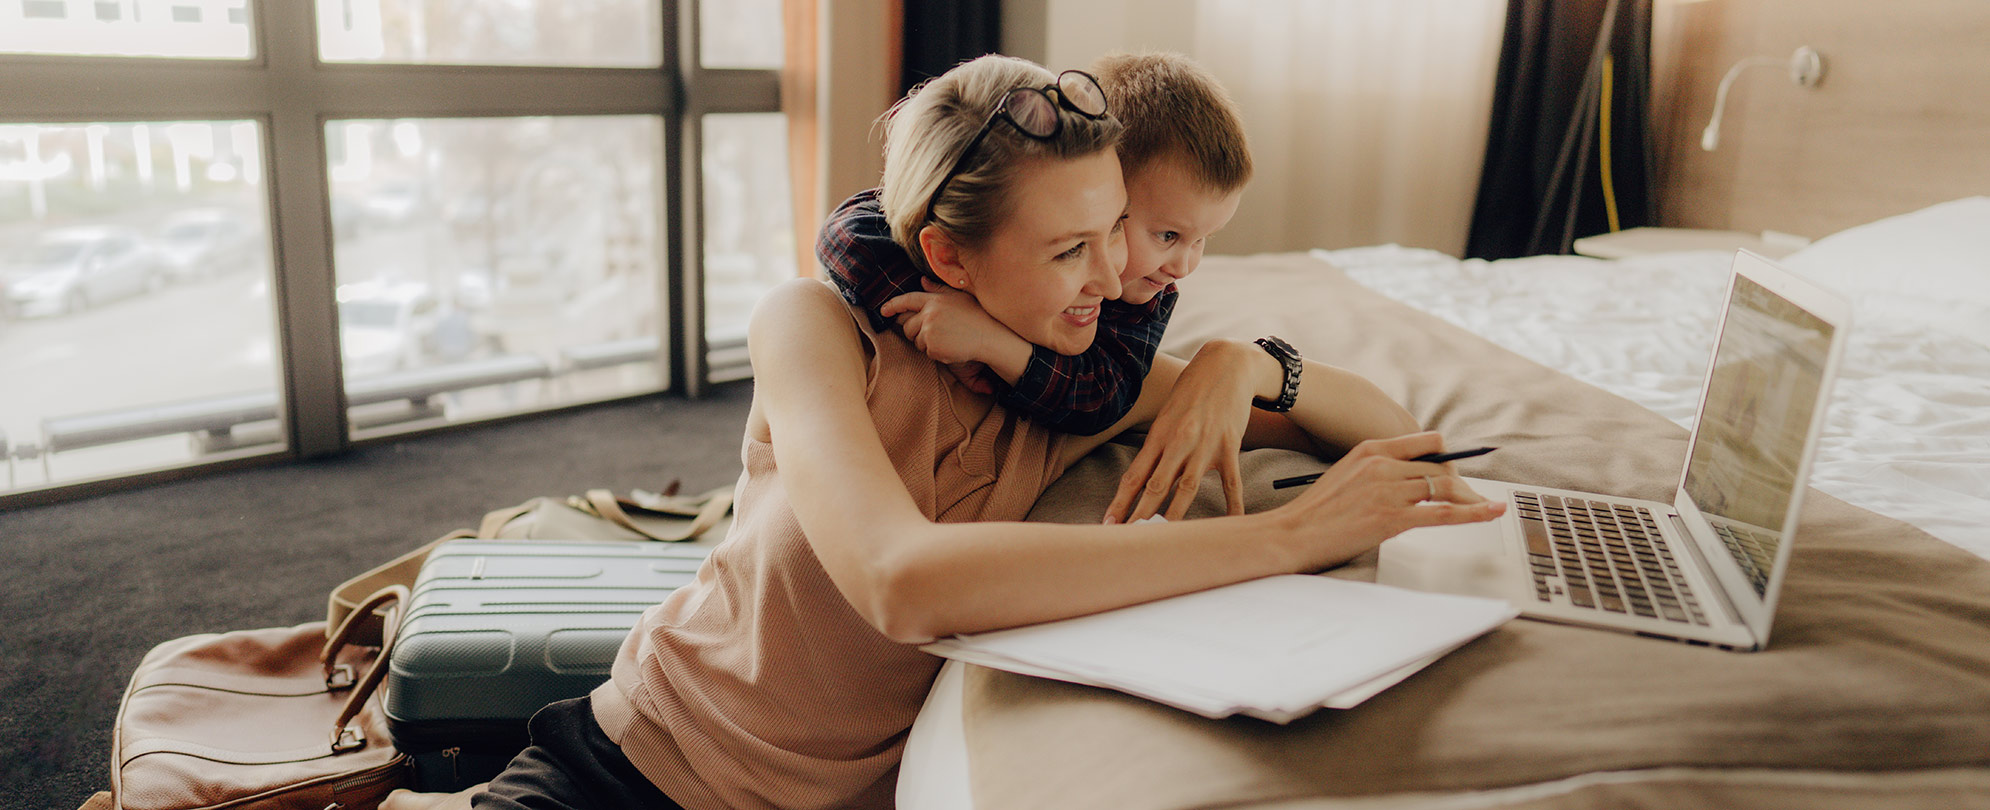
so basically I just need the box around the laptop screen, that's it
[1680,271,1836,596]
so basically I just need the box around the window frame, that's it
[0,1,779,507]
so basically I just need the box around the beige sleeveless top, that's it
[590,287,1070,809]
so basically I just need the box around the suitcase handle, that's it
[320,585,407,754]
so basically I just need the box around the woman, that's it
[390,54,1502,810]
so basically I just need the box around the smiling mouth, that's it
[1061,304,1100,326]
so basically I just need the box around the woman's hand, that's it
[880,278,1032,388]
[1104,339,1260,523]
[1273,432,1505,571]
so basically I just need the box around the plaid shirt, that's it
[815,188,1175,436]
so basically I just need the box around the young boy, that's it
[816,52,1251,442]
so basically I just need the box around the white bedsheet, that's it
[1319,244,1990,561]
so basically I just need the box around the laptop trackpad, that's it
[1376,521,1517,601]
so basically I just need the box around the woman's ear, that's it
[917,225,973,291]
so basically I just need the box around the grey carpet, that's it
[0,383,754,810]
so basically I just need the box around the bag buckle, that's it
[325,663,356,691]
[331,725,367,753]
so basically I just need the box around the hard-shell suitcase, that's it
[384,539,709,791]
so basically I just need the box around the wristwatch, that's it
[1252,336,1302,412]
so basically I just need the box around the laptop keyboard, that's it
[1512,491,1709,626]
[1712,523,1777,597]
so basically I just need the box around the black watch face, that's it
[1263,336,1297,360]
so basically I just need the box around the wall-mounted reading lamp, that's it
[1700,46,1826,151]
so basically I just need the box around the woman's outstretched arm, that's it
[750,279,1501,644]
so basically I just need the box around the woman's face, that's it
[955,150,1128,356]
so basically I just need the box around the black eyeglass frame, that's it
[921,69,1110,227]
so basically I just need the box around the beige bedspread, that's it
[961,253,1990,809]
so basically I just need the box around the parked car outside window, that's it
[337,280,497,377]
[1,226,163,318]
[154,209,265,282]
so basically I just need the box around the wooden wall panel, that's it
[1650,0,1990,239]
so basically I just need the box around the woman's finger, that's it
[1400,476,1436,505]
[1105,444,1164,523]
[1162,461,1206,521]
[1354,431,1447,463]
[1161,443,1223,521]
[1402,499,1507,531]
[1395,471,1484,505]
[1131,441,1196,522]
[1344,454,1460,490]
[1218,452,1245,516]
[1129,476,1174,523]
[1430,473,1489,504]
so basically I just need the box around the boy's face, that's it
[1116,156,1242,306]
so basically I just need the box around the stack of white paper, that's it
[921,574,1518,723]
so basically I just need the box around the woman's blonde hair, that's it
[879,54,1124,270]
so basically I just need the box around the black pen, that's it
[1271,446,1497,489]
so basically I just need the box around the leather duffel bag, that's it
[99,587,412,810]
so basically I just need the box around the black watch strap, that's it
[1252,336,1302,413]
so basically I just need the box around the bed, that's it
[896,197,1990,809]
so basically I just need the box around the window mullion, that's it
[666,0,700,395]
[0,58,274,120]
[692,70,782,113]
[313,65,674,119]
[260,0,348,458]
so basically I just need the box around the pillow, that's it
[1779,196,1990,304]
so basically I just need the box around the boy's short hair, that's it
[1090,51,1252,193]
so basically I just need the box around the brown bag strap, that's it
[322,585,406,753]
[583,485,732,542]
[326,530,470,646]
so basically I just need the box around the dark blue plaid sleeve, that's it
[815,188,928,334]
[814,187,1175,436]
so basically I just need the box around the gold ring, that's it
[1424,475,1437,501]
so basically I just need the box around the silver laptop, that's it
[1377,250,1850,651]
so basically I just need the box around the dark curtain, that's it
[1465,0,1655,259]
[898,0,1002,97]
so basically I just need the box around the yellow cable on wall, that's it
[1599,53,1621,233]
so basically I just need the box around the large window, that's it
[0,120,278,485]
[702,112,794,355]
[699,0,781,69]
[0,1,788,502]
[326,115,668,437]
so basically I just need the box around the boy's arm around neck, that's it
[996,289,1175,436]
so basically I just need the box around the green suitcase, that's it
[384,539,708,791]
